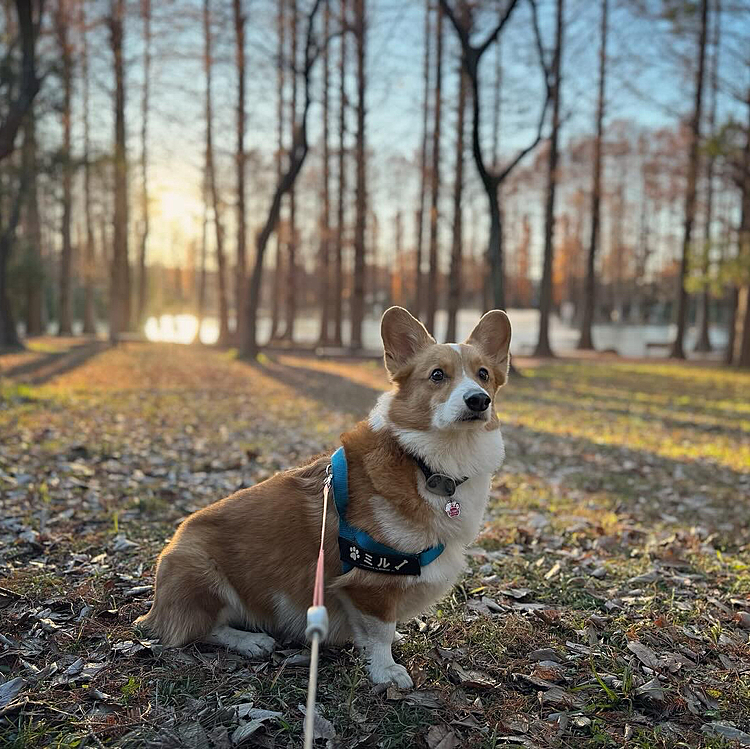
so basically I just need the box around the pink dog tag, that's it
[445,501,461,518]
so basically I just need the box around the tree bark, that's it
[55,0,74,336]
[242,0,324,358]
[108,0,130,343]
[350,0,366,349]
[578,0,607,350]
[271,0,286,340]
[234,0,247,344]
[694,0,720,353]
[318,0,331,344]
[22,107,44,337]
[0,1,43,162]
[671,0,709,359]
[283,0,299,341]
[81,0,96,335]
[446,62,467,343]
[415,0,431,319]
[137,0,151,330]
[425,1,443,335]
[534,0,564,358]
[203,0,229,344]
[333,0,347,346]
[735,90,750,367]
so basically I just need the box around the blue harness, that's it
[331,446,444,576]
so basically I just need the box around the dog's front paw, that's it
[369,662,413,688]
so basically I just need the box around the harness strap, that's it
[331,446,444,576]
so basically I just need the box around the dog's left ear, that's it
[465,310,512,386]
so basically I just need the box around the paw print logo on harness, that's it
[349,546,360,560]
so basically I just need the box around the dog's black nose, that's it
[464,391,490,412]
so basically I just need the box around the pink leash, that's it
[303,468,332,749]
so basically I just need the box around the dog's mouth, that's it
[457,412,488,423]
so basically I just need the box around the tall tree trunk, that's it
[283,0,299,341]
[203,0,229,344]
[333,0,347,346]
[671,0,708,359]
[23,107,44,336]
[81,0,96,335]
[735,90,750,367]
[534,0,564,358]
[350,0,366,349]
[56,0,74,336]
[108,0,129,343]
[137,0,151,329]
[234,0,247,344]
[446,62,466,343]
[393,209,403,305]
[578,0,607,350]
[695,0,720,353]
[415,0,431,319]
[271,0,286,340]
[242,0,323,357]
[425,2,443,335]
[318,0,331,344]
[196,174,209,339]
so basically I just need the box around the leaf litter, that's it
[1,342,749,747]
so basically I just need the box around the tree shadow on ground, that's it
[247,355,383,419]
[0,340,108,385]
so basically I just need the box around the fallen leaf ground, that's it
[1,340,749,749]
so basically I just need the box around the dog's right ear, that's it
[381,306,435,378]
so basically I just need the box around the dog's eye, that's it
[478,368,489,382]
[430,368,444,383]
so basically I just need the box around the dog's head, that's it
[380,307,511,431]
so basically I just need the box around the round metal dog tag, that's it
[445,500,461,518]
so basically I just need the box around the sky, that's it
[41,0,750,283]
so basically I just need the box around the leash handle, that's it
[303,468,333,749]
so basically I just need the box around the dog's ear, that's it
[381,306,435,377]
[465,310,512,386]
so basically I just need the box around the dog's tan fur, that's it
[136,307,511,686]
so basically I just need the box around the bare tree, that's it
[446,58,467,342]
[415,0,432,319]
[440,0,551,312]
[318,0,332,344]
[233,0,247,344]
[534,0,564,358]
[241,0,324,358]
[283,0,299,341]
[695,0,720,353]
[671,0,709,359]
[136,0,151,328]
[333,0,347,346]
[80,0,96,335]
[203,0,229,344]
[107,0,130,343]
[270,0,286,340]
[425,1,443,335]
[350,0,366,349]
[578,0,608,350]
[54,0,74,336]
[22,107,44,336]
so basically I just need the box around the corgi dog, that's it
[136,306,511,687]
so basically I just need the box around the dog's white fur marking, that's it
[345,606,413,687]
[432,375,491,430]
[206,625,276,658]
